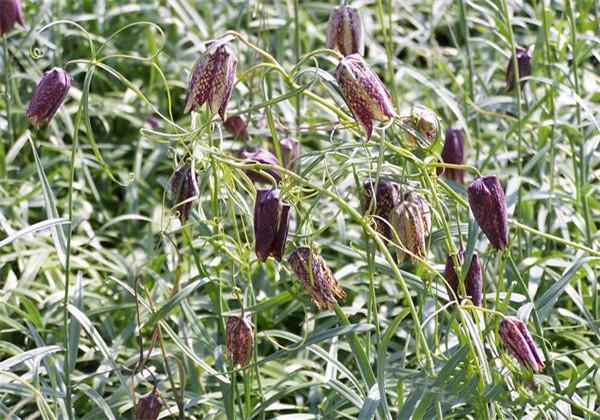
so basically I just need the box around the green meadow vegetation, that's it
[0,0,599,419]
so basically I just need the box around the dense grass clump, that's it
[0,1,599,419]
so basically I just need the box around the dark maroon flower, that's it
[184,40,237,119]
[237,145,281,184]
[226,315,254,367]
[438,127,465,183]
[146,115,160,129]
[254,189,291,262]
[335,54,397,139]
[224,115,249,141]
[26,67,72,128]
[362,178,401,239]
[135,390,162,420]
[0,0,24,37]
[170,163,199,223]
[506,46,532,92]
[499,316,544,373]
[468,175,509,250]
[279,137,300,171]
[444,250,482,306]
[325,5,364,56]
[289,247,346,310]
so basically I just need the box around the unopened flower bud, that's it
[254,189,291,262]
[26,67,72,128]
[237,145,281,184]
[389,192,431,262]
[280,137,300,171]
[184,40,237,119]
[135,389,162,420]
[335,54,396,139]
[362,178,401,239]
[289,247,346,310]
[226,315,254,367]
[437,127,465,183]
[224,115,249,141]
[325,5,364,56]
[506,46,532,92]
[467,175,508,250]
[499,316,544,373]
[401,106,439,148]
[0,0,24,37]
[170,163,199,223]
[444,250,482,306]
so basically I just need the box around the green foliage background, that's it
[0,0,599,419]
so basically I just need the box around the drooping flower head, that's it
[279,137,300,171]
[237,145,281,184]
[444,250,483,306]
[389,192,431,262]
[325,5,364,56]
[254,189,291,262]
[401,106,440,148]
[335,54,396,139]
[226,315,254,367]
[437,127,465,183]
[499,316,544,373]
[468,175,508,250]
[506,46,532,92]
[26,67,72,128]
[224,115,250,141]
[170,163,199,223]
[0,0,24,37]
[362,178,401,239]
[288,247,346,310]
[135,389,162,420]
[184,39,237,119]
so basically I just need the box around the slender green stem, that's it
[1,37,12,178]
[377,0,398,105]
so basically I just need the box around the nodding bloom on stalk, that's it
[401,106,440,148]
[254,189,291,262]
[444,250,483,306]
[280,137,300,171]
[289,247,346,310]
[26,67,72,128]
[362,178,401,240]
[335,54,397,139]
[237,145,281,184]
[226,315,254,367]
[325,4,364,56]
[437,127,465,183]
[170,163,199,223]
[389,192,431,263]
[224,115,250,141]
[506,46,532,92]
[0,0,24,37]
[135,388,162,420]
[467,175,508,250]
[184,40,237,119]
[499,316,545,373]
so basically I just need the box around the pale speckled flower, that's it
[325,5,364,56]
[401,106,439,148]
[170,163,199,223]
[254,188,291,262]
[289,247,346,310]
[444,250,482,306]
[0,0,24,37]
[335,54,396,139]
[468,175,508,250]
[499,316,544,373]
[506,46,532,92]
[184,40,237,119]
[226,315,254,367]
[437,127,465,183]
[26,68,72,128]
[389,192,431,262]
